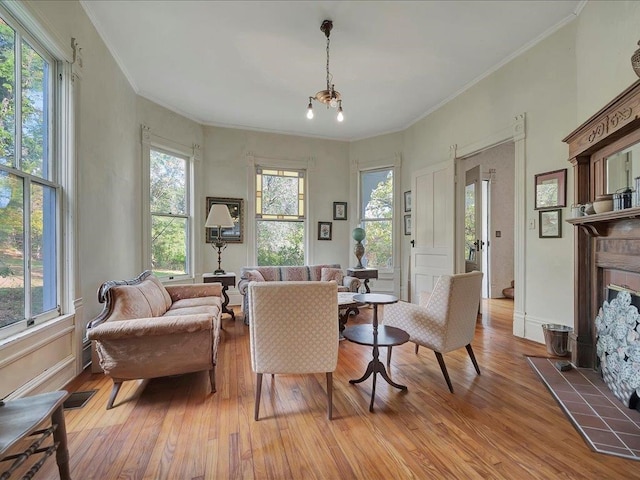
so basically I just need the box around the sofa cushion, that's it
[167,296,222,317]
[281,266,310,281]
[109,286,154,320]
[321,267,344,284]
[309,264,341,280]
[163,305,220,317]
[245,269,266,283]
[137,277,171,317]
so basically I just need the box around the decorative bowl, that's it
[593,199,613,214]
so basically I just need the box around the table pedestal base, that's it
[349,356,407,412]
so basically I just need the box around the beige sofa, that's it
[87,271,223,409]
[237,264,360,324]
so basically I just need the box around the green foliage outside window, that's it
[0,16,55,329]
[362,169,393,269]
[256,169,305,266]
[150,150,188,276]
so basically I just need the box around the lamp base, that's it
[214,269,226,275]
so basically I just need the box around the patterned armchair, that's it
[247,281,339,420]
[384,271,483,392]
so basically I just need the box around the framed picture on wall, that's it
[404,214,411,235]
[539,209,562,238]
[205,197,244,243]
[404,190,412,212]
[535,169,567,209]
[333,202,347,220]
[318,221,332,240]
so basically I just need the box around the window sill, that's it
[0,313,74,348]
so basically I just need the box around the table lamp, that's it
[205,204,234,274]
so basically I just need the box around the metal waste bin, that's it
[542,324,573,357]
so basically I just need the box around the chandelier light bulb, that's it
[329,97,338,108]
[306,99,314,119]
[337,106,344,122]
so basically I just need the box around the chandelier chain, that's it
[326,35,332,91]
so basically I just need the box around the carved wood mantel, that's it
[563,80,640,368]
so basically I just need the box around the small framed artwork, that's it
[333,201,347,220]
[535,169,567,209]
[539,209,562,238]
[404,214,411,235]
[404,190,412,212]
[206,197,244,243]
[318,221,332,240]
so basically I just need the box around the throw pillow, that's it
[245,269,265,282]
[321,267,344,285]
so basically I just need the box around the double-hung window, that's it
[255,167,305,265]
[360,168,394,269]
[149,148,190,278]
[0,11,60,337]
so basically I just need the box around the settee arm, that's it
[343,275,361,293]
[87,313,214,341]
[237,278,250,296]
[165,283,222,303]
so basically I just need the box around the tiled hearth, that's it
[528,356,640,461]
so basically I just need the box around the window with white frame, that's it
[255,166,305,265]
[149,148,191,278]
[0,10,60,336]
[360,168,394,269]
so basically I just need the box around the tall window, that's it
[255,167,305,265]
[0,12,59,336]
[149,148,190,278]
[360,168,393,269]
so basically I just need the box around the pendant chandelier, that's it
[306,20,344,122]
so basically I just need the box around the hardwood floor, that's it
[38,299,638,479]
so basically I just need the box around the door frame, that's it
[452,113,526,336]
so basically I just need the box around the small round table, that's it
[343,293,409,412]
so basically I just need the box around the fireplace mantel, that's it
[564,79,640,368]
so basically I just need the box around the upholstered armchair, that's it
[247,281,339,420]
[384,271,483,392]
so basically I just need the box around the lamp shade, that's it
[205,204,234,228]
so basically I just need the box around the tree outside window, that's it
[360,168,393,269]
[255,167,305,266]
[150,149,189,277]
[0,13,58,333]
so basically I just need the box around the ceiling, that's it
[80,1,584,141]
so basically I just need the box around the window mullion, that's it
[23,178,31,321]
[14,31,22,171]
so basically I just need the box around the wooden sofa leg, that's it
[415,344,419,354]
[254,373,263,421]
[209,368,216,393]
[326,372,333,420]
[106,380,123,410]
[434,352,454,393]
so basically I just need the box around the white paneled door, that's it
[410,160,455,302]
